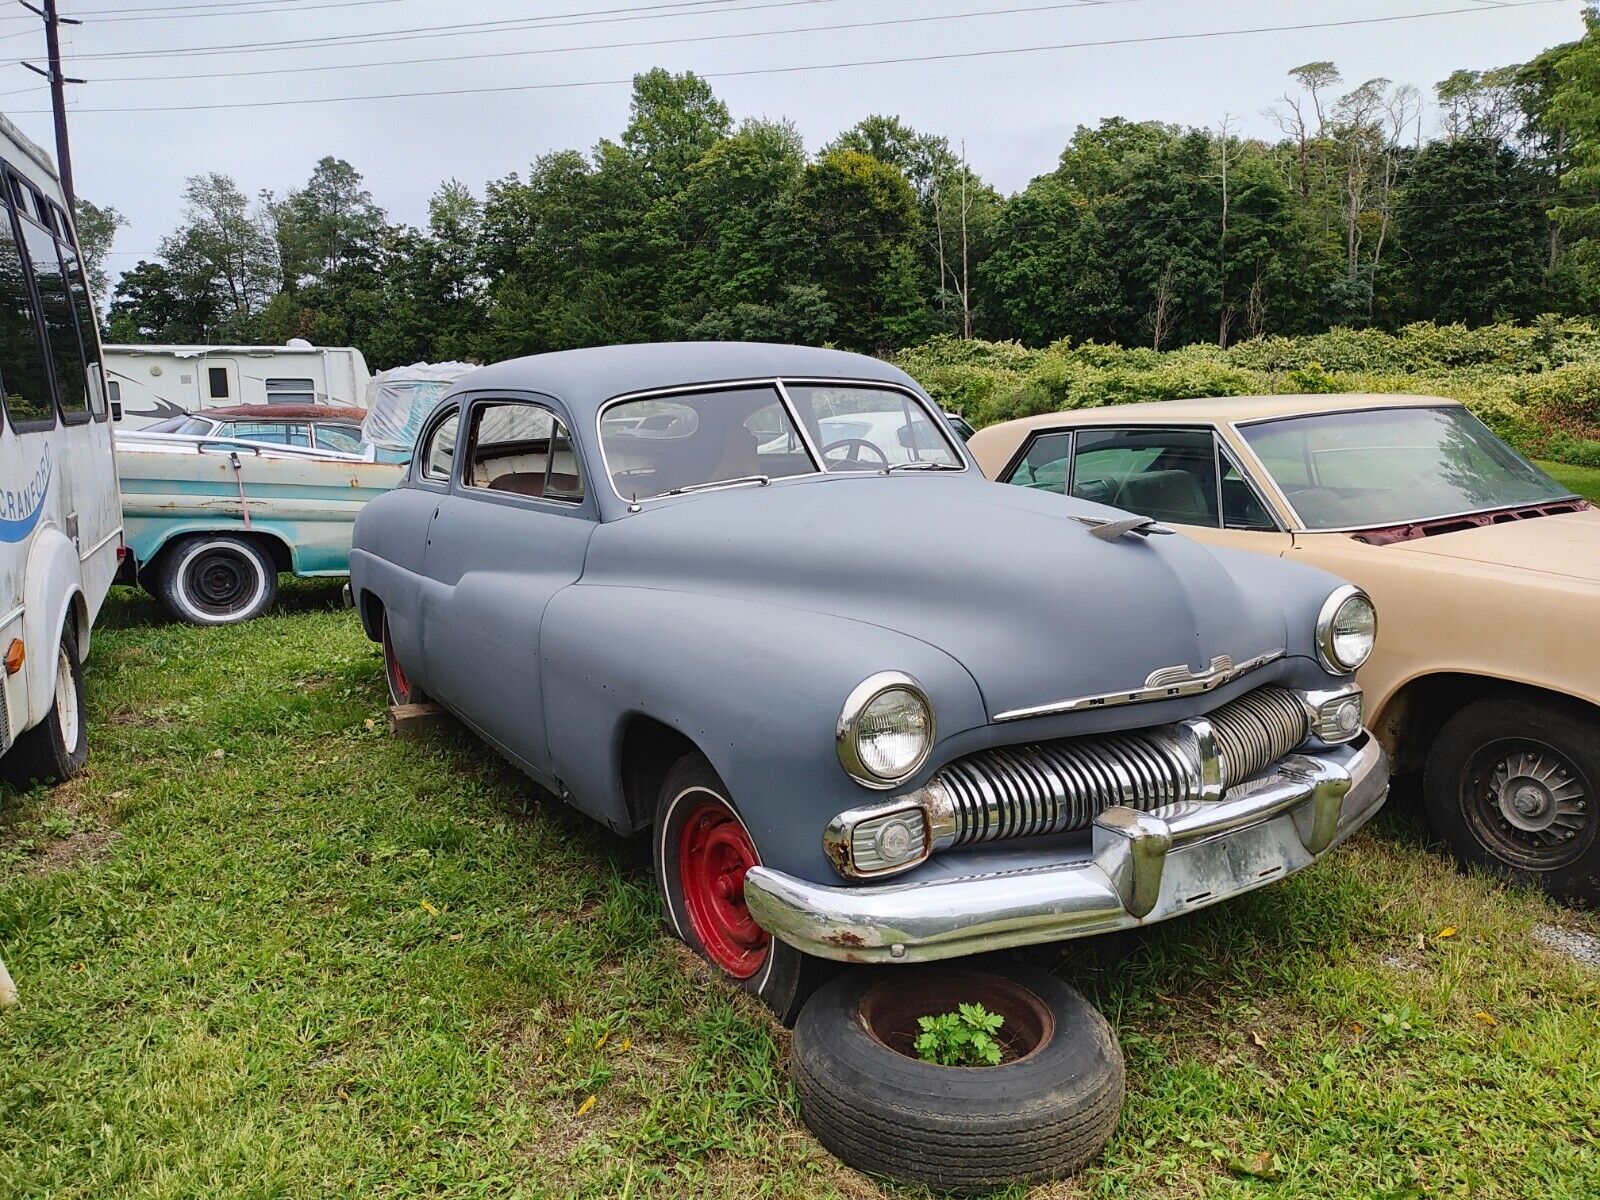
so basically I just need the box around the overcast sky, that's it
[0,0,1585,284]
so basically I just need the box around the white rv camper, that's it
[104,341,371,429]
[0,113,120,788]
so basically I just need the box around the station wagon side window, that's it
[419,409,459,483]
[462,399,584,503]
[0,186,54,431]
[313,423,364,455]
[222,421,311,447]
[1070,428,1220,528]
[1002,431,1073,493]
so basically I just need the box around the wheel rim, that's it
[1463,738,1595,871]
[857,968,1055,1067]
[182,547,259,616]
[677,793,769,979]
[383,619,411,703]
[53,646,79,749]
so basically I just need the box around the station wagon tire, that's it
[156,535,277,626]
[381,614,427,706]
[1,624,88,788]
[790,961,1124,1193]
[653,752,830,1026]
[1424,695,1600,904]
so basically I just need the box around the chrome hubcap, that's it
[1490,751,1586,842]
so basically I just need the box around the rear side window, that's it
[0,202,53,429]
[17,212,88,422]
[420,410,459,481]
[464,399,584,503]
[1003,431,1073,493]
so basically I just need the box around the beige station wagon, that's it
[970,394,1599,902]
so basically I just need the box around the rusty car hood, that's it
[1376,507,1600,583]
[581,474,1328,721]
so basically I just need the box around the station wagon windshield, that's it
[599,382,962,501]
[1240,406,1576,530]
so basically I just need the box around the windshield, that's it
[1240,406,1575,530]
[599,382,961,501]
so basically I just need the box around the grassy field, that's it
[1539,458,1600,503]
[3,584,1599,1199]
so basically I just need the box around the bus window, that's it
[17,210,88,422]
[0,202,53,429]
[56,221,106,418]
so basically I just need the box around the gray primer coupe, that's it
[350,342,1389,1021]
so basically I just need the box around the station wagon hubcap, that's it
[678,795,769,979]
[1466,740,1593,870]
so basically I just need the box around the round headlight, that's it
[1316,586,1377,674]
[837,672,934,788]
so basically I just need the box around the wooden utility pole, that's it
[20,0,84,208]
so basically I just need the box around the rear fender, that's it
[21,525,84,727]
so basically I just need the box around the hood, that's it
[1383,508,1600,583]
[582,473,1296,720]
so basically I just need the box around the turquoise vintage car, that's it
[117,427,402,624]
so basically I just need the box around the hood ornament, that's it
[1073,515,1173,541]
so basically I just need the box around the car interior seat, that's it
[1115,469,1214,525]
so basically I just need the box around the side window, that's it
[1071,428,1220,527]
[1221,454,1277,531]
[56,224,106,419]
[420,410,459,482]
[463,400,584,503]
[1003,431,1073,493]
[265,377,315,405]
[0,199,53,429]
[226,421,310,447]
[208,367,230,400]
[314,423,364,454]
[17,210,88,422]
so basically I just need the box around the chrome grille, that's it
[934,687,1309,847]
[1211,687,1309,784]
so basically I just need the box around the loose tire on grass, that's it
[653,751,831,1026]
[791,961,1123,1194]
[1,623,88,788]
[1424,694,1599,904]
[156,534,277,626]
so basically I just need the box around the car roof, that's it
[200,404,367,422]
[451,342,920,419]
[989,392,1460,433]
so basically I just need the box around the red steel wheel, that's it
[677,794,770,979]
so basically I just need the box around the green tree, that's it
[157,172,279,339]
[620,67,732,201]
[107,259,219,343]
[1395,138,1548,324]
[71,198,125,303]
[794,148,926,353]
[975,175,1113,344]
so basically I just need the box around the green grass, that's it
[3,583,1599,1198]
[1539,458,1600,503]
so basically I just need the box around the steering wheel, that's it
[821,438,890,468]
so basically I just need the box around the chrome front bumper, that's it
[744,734,1388,964]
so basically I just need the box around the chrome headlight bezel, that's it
[836,671,935,789]
[1315,585,1377,675]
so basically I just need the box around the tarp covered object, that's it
[360,362,477,452]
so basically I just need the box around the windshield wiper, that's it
[880,461,963,474]
[664,474,771,496]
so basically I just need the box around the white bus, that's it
[0,114,120,787]
[105,342,370,429]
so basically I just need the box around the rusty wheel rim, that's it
[857,968,1056,1067]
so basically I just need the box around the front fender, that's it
[22,524,83,727]
[540,584,987,882]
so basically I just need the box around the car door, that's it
[419,393,596,780]
[1000,425,1293,555]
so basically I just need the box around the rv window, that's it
[0,206,54,429]
[56,231,106,417]
[19,217,89,422]
[265,377,315,405]
[208,366,229,399]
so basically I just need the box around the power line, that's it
[0,0,412,25]
[34,0,837,60]
[43,0,1136,86]
[9,0,1568,115]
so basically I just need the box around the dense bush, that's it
[895,321,1600,465]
